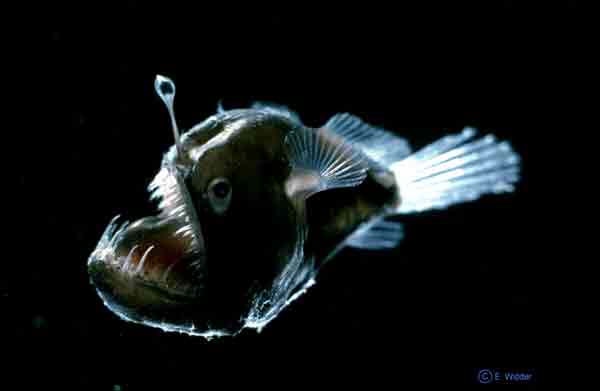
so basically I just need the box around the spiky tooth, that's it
[135,245,154,275]
[122,245,138,273]
[161,261,178,283]
[99,215,121,246]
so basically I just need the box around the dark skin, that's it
[182,110,398,267]
[306,174,397,264]
[88,109,399,334]
[182,111,399,323]
[184,112,300,326]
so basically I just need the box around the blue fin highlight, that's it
[345,217,404,250]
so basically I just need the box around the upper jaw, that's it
[148,160,206,256]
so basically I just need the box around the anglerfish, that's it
[87,75,521,338]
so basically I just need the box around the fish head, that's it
[88,109,304,336]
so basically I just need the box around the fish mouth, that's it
[88,215,205,299]
[88,162,209,325]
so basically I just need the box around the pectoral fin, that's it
[284,126,367,204]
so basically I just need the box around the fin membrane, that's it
[345,217,404,250]
[284,127,368,200]
[324,113,412,166]
[391,127,521,214]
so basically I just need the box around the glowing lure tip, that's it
[155,74,175,102]
[154,74,182,156]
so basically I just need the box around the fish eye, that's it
[207,177,232,215]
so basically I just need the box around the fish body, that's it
[88,76,520,338]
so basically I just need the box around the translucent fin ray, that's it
[284,127,368,200]
[392,127,521,214]
[324,113,412,166]
[345,217,404,250]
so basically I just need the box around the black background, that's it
[10,1,584,389]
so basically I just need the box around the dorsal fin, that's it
[324,113,412,166]
[284,127,367,204]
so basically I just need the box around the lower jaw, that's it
[89,256,250,335]
[93,281,246,336]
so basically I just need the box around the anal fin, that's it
[345,217,404,250]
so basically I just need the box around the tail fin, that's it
[391,127,521,214]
